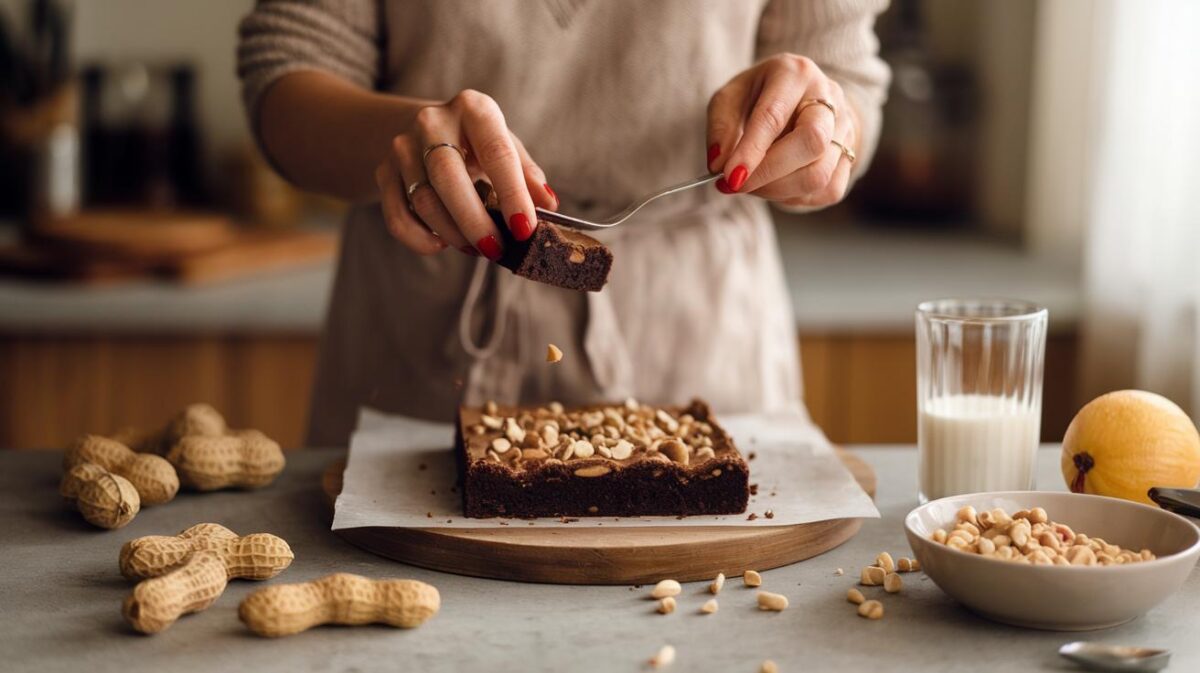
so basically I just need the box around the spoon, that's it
[1148,487,1200,518]
[1058,642,1171,672]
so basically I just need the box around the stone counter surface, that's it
[2,447,1192,673]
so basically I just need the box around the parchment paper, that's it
[331,408,879,530]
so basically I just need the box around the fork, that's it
[531,172,721,231]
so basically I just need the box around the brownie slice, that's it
[455,399,749,518]
[496,221,612,292]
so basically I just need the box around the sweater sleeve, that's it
[755,0,891,181]
[237,0,384,137]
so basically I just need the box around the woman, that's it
[238,1,890,447]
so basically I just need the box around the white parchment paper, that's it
[331,408,879,530]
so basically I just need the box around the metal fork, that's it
[533,172,720,231]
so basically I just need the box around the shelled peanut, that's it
[64,435,179,505]
[60,462,140,529]
[120,523,294,634]
[238,573,440,637]
[930,505,1156,566]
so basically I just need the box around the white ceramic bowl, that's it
[905,491,1200,631]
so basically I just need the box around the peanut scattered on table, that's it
[760,661,779,673]
[883,572,902,593]
[700,598,719,614]
[657,597,676,614]
[546,344,563,363]
[120,522,293,580]
[756,591,788,611]
[64,435,178,505]
[650,579,681,599]
[896,557,920,572]
[846,588,865,605]
[238,573,440,637]
[60,462,140,529]
[167,429,286,491]
[649,645,676,669]
[859,565,885,586]
[930,505,1156,565]
[709,572,725,595]
[743,570,762,587]
[123,551,228,634]
[857,599,884,620]
[114,403,228,455]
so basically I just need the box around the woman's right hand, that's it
[374,89,558,260]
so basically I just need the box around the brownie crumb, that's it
[426,512,432,518]
[749,483,759,495]
[748,451,757,461]
[765,509,775,519]
[747,513,759,521]
[559,516,579,523]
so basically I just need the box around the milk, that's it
[918,394,1041,502]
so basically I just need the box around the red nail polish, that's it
[728,165,748,192]
[715,177,733,194]
[459,246,480,257]
[544,183,558,206]
[476,235,502,261]
[707,143,721,166]
[509,213,534,241]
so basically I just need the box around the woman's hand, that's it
[706,54,859,208]
[375,89,558,259]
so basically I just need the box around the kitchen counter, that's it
[2,445,1192,673]
[0,221,1081,334]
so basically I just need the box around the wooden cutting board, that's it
[322,451,876,585]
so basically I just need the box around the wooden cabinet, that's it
[0,331,1078,449]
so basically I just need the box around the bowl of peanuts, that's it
[905,491,1200,631]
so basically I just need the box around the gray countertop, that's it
[0,220,1081,335]
[2,445,1193,673]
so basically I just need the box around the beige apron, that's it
[237,0,890,446]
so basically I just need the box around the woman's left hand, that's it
[707,54,858,208]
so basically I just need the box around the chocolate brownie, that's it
[455,399,750,518]
[495,220,612,292]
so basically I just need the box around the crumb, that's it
[749,483,759,495]
[634,585,643,589]
[499,522,509,526]
[559,516,579,523]
[446,519,452,523]
[747,513,759,521]
[765,510,775,519]
[835,568,844,576]
[546,343,563,363]
[418,463,427,471]
[426,512,432,518]
[675,515,685,520]
[748,451,757,460]
[527,522,534,526]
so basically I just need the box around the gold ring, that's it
[798,98,837,119]
[830,139,856,165]
[422,142,467,164]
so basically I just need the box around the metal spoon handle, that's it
[1148,487,1200,518]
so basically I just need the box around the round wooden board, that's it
[322,451,875,585]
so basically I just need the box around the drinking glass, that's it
[916,299,1048,503]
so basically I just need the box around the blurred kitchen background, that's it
[1,0,1196,449]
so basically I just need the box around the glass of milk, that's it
[916,299,1048,502]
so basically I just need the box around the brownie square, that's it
[455,399,749,518]
[496,221,612,292]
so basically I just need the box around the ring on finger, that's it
[422,142,468,164]
[830,139,856,165]
[405,179,428,213]
[798,98,837,119]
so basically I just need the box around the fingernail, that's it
[509,213,535,241]
[715,177,733,194]
[728,165,748,192]
[544,183,558,207]
[707,143,721,166]
[476,235,502,261]
[459,245,480,257]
